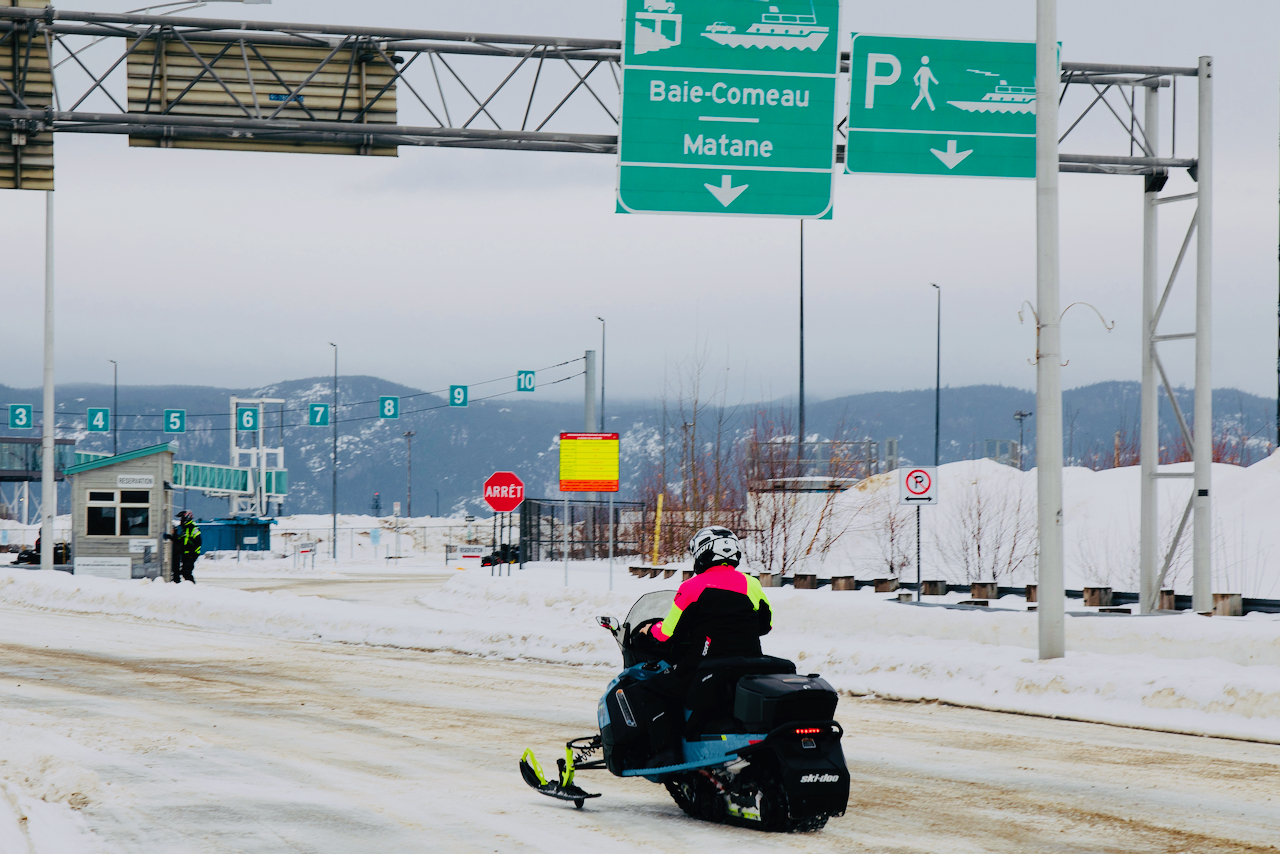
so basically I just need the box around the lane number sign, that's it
[899,467,938,505]
[379,396,400,419]
[8,404,33,429]
[237,407,259,432]
[309,403,330,427]
[516,371,536,392]
[449,385,468,408]
[87,408,111,433]
[164,409,186,433]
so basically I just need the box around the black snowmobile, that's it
[519,590,850,832]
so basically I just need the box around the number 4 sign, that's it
[87,408,110,433]
[8,404,33,429]
[309,404,330,426]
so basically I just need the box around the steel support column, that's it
[1192,56,1214,611]
[1139,85,1160,613]
[1035,0,1065,659]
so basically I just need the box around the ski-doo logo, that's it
[799,773,840,784]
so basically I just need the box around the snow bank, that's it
[2,566,1279,744]
[0,715,107,854]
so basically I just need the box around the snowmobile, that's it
[519,590,850,832]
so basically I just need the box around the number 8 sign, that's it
[8,404,33,429]
[449,385,468,408]
[379,396,400,419]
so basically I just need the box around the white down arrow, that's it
[704,174,748,207]
[930,139,974,170]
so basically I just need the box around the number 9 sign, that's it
[449,385,468,408]
[379,396,400,419]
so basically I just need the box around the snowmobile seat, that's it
[684,656,797,738]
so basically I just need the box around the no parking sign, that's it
[899,467,938,505]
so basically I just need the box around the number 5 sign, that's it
[164,409,186,433]
[899,467,938,505]
[309,403,330,426]
[8,404,33,429]
[379,396,400,419]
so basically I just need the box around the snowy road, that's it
[1,606,1277,853]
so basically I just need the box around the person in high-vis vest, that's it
[169,511,202,584]
[635,526,773,765]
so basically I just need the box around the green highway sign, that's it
[164,409,186,434]
[87,408,110,433]
[516,371,536,392]
[9,404,33,429]
[449,385,468,408]
[237,406,259,432]
[846,35,1037,179]
[379,396,400,419]
[617,0,841,218]
[309,403,330,426]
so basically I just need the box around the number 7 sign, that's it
[309,403,330,426]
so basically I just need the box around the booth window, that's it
[86,490,151,536]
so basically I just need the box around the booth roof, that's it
[64,442,177,475]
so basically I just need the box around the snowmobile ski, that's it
[519,747,601,809]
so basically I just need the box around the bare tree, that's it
[933,467,1036,584]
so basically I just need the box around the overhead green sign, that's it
[164,409,186,434]
[8,404,33,430]
[87,408,110,433]
[379,396,400,419]
[309,403,330,426]
[617,0,841,218]
[846,35,1037,179]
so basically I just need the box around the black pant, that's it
[175,556,196,583]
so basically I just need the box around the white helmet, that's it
[688,526,742,573]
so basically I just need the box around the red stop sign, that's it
[483,471,525,512]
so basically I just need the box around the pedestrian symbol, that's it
[911,57,938,111]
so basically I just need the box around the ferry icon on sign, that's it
[634,0,682,55]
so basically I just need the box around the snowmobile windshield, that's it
[626,590,676,628]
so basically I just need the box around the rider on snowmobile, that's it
[637,526,773,762]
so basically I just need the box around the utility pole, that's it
[109,359,118,456]
[931,284,941,467]
[403,431,416,517]
[39,191,55,574]
[596,316,606,432]
[1014,410,1033,470]
[1035,0,1065,660]
[798,219,806,470]
[329,342,338,561]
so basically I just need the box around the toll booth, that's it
[65,442,175,581]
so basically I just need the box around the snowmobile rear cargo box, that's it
[733,673,838,730]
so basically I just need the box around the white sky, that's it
[1,0,1276,402]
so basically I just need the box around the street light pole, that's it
[403,431,416,517]
[435,488,441,518]
[596,316,606,432]
[1014,410,1033,470]
[329,342,337,560]
[798,219,806,469]
[109,359,118,456]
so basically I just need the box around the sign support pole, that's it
[1139,85,1160,614]
[563,496,570,587]
[915,505,921,602]
[39,190,55,574]
[1192,56,1214,612]
[1035,0,1065,660]
[608,493,614,592]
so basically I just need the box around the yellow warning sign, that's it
[559,432,620,492]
